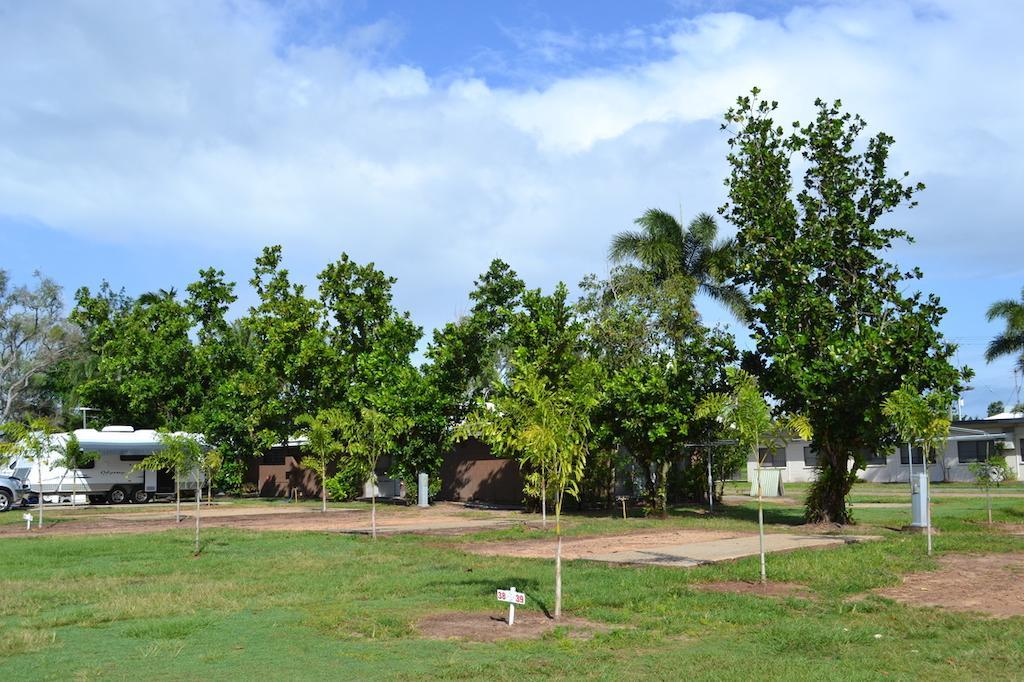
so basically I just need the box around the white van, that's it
[0,426,204,506]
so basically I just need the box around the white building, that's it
[745,414,1024,484]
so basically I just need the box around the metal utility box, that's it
[911,473,929,527]
[417,472,429,507]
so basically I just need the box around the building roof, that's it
[954,413,1024,428]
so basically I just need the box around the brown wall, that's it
[257,446,330,498]
[439,438,524,505]
[252,446,394,499]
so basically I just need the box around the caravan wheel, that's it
[87,495,106,505]
[107,487,128,505]
[131,488,151,504]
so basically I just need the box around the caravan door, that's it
[144,469,157,493]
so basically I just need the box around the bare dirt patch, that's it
[874,553,1024,618]
[417,611,609,642]
[695,580,815,600]
[463,529,747,561]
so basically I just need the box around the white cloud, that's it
[0,0,1021,409]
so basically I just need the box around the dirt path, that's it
[462,529,877,567]
[874,553,1024,618]
[0,504,525,538]
[463,529,748,561]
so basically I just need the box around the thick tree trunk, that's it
[659,461,670,517]
[805,446,855,524]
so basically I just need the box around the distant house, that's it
[745,414,1024,484]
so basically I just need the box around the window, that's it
[859,447,887,466]
[803,446,818,468]
[263,453,286,466]
[77,459,95,469]
[957,440,994,464]
[758,447,787,467]
[119,454,147,462]
[901,444,925,464]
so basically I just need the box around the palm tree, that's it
[609,209,749,321]
[985,287,1024,370]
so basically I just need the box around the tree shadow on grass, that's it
[421,575,553,618]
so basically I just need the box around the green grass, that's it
[0,497,1022,680]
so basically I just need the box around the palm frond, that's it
[700,282,752,323]
[984,331,1024,363]
[985,298,1024,326]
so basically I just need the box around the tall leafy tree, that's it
[244,246,328,450]
[985,286,1024,371]
[578,268,736,514]
[72,285,200,428]
[0,271,76,422]
[720,90,966,523]
[609,209,748,320]
[418,260,526,487]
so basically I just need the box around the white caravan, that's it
[0,426,204,505]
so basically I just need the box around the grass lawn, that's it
[0,496,1022,680]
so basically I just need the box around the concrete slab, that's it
[584,533,878,568]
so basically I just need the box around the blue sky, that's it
[1,0,1021,416]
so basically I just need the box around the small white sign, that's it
[22,512,32,530]
[496,588,526,605]
[497,586,525,626]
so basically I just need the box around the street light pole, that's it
[75,407,98,429]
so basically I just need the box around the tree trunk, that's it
[540,465,547,529]
[707,449,714,512]
[755,443,766,584]
[321,455,327,513]
[37,461,44,529]
[805,445,855,524]
[554,533,562,618]
[987,489,992,524]
[194,481,201,555]
[175,477,181,523]
[554,491,563,618]
[659,460,670,517]
[371,491,377,540]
